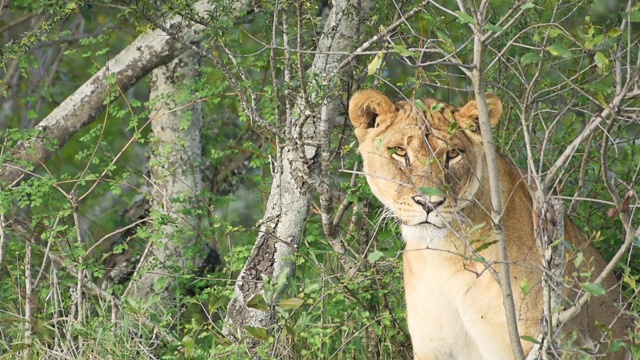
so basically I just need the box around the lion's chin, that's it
[400,223,448,246]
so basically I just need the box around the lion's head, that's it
[348,90,502,231]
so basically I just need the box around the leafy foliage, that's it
[1,0,639,359]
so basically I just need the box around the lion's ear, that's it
[348,90,396,131]
[457,94,503,129]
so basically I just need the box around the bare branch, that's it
[469,7,525,359]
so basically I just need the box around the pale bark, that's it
[125,50,204,305]
[224,0,375,340]
[0,0,253,188]
[527,199,565,360]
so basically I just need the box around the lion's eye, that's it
[446,149,462,166]
[393,147,407,157]
[389,147,410,166]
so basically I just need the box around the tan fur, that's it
[348,90,628,359]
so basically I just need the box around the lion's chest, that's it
[402,230,513,360]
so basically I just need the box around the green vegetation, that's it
[1,0,639,358]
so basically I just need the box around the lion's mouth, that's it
[412,219,445,229]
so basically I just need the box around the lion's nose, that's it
[412,195,445,212]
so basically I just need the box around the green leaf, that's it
[429,102,444,113]
[420,187,445,197]
[391,44,414,57]
[583,82,613,94]
[279,297,304,310]
[520,335,540,344]
[548,28,563,38]
[609,340,624,352]
[304,283,322,294]
[414,99,428,111]
[468,222,486,235]
[474,240,498,253]
[581,282,607,296]
[574,251,585,267]
[247,294,269,312]
[367,51,384,76]
[546,43,573,58]
[623,272,637,291]
[446,120,459,135]
[245,326,270,341]
[520,279,533,296]
[628,10,640,22]
[275,267,290,288]
[435,30,455,52]
[520,52,541,66]
[594,51,610,71]
[367,250,385,263]
[455,11,476,25]
[483,23,503,32]
[520,2,536,10]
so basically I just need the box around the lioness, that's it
[348,90,628,359]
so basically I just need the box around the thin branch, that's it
[469,7,525,359]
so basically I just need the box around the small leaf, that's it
[609,340,624,352]
[483,23,503,32]
[549,238,564,247]
[548,28,563,38]
[247,294,269,312]
[582,282,607,296]
[594,51,610,72]
[414,99,428,111]
[275,268,290,288]
[520,335,540,344]
[574,251,585,267]
[520,279,533,296]
[391,44,414,57]
[367,51,384,76]
[623,272,637,291]
[455,11,476,25]
[429,102,444,113]
[367,250,385,263]
[446,120,459,135]
[520,52,541,66]
[435,30,455,52]
[583,82,613,94]
[304,283,322,294]
[628,10,640,22]
[420,187,446,197]
[245,326,270,341]
[474,240,498,253]
[520,2,536,10]
[468,222,486,235]
[546,43,573,58]
[279,297,304,310]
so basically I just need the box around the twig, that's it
[467,4,526,358]
[0,193,6,280]
[23,224,34,360]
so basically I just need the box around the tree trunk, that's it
[126,51,204,307]
[223,0,375,342]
